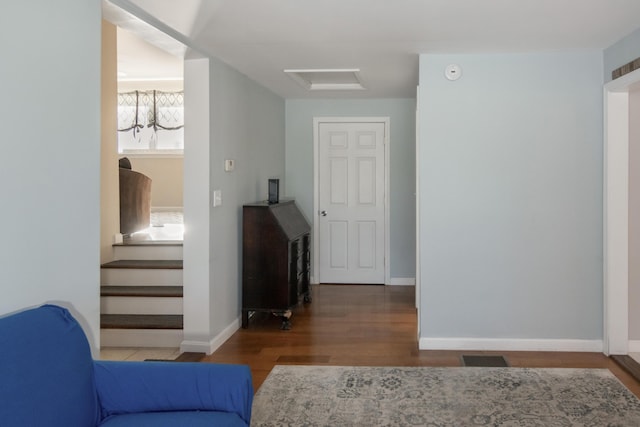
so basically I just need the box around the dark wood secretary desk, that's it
[242,199,311,329]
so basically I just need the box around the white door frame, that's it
[313,117,391,285]
[603,68,640,355]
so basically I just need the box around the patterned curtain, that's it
[117,90,184,137]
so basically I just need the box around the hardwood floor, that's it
[203,284,640,396]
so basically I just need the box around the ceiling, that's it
[105,0,640,99]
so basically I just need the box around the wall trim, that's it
[419,337,603,353]
[602,67,640,355]
[388,277,415,286]
[180,317,240,355]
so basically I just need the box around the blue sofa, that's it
[0,304,253,426]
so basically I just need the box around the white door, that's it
[317,121,386,283]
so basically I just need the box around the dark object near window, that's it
[268,179,279,204]
[118,157,132,170]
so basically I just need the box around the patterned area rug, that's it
[251,365,640,426]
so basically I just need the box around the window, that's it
[117,90,184,155]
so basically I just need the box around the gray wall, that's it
[285,99,416,280]
[208,57,285,334]
[604,27,640,83]
[0,0,101,352]
[418,52,603,342]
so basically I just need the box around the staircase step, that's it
[101,329,183,348]
[100,244,185,347]
[116,241,183,247]
[100,260,183,286]
[101,296,183,315]
[101,260,183,269]
[101,285,183,297]
[113,242,183,261]
[101,286,183,316]
[101,314,183,330]
[101,269,182,286]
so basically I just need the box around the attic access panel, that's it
[284,68,365,91]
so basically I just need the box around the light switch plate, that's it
[224,159,235,171]
[213,189,222,207]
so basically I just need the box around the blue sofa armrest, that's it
[94,361,253,425]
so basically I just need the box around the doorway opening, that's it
[116,27,185,242]
[603,68,640,357]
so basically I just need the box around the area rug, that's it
[251,365,640,426]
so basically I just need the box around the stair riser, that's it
[101,329,183,348]
[101,297,183,315]
[101,269,182,286]
[113,245,183,261]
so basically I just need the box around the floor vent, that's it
[461,355,509,367]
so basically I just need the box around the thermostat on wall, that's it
[445,64,462,81]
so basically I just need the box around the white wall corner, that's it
[180,316,241,355]
[419,337,603,353]
[603,86,630,356]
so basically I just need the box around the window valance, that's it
[117,90,184,153]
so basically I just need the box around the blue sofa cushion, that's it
[99,410,246,426]
[95,361,252,424]
[94,360,253,425]
[0,305,100,426]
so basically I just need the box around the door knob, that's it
[320,210,327,217]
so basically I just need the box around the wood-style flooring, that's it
[203,284,640,396]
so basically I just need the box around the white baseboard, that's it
[180,317,240,355]
[628,340,640,353]
[388,277,415,286]
[309,278,415,286]
[419,337,603,352]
